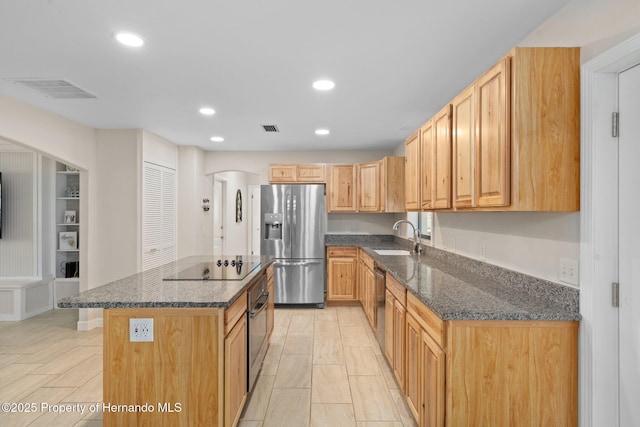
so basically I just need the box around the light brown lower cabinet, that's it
[358,250,376,329]
[386,274,408,390]
[225,313,247,427]
[326,247,359,304]
[388,292,578,427]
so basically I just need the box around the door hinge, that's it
[612,112,619,137]
[612,282,619,307]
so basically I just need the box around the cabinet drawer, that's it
[328,246,358,258]
[407,292,444,346]
[225,291,247,335]
[386,274,406,306]
[359,250,375,271]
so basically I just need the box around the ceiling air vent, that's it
[261,124,280,132]
[6,78,97,99]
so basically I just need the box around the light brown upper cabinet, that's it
[357,157,405,213]
[268,163,326,183]
[357,161,381,211]
[327,164,357,212]
[404,130,421,211]
[476,57,510,207]
[509,47,579,211]
[418,119,434,210]
[452,84,477,208]
[406,107,452,212]
[330,157,405,213]
[432,105,452,209]
[452,57,510,209]
[450,47,579,211]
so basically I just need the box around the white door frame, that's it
[248,184,261,255]
[212,175,225,256]
[580,32,640,427]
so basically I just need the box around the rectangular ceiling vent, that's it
[261,124,280,132]
[6,78,97,99]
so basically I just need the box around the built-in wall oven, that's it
[247,273,269,392]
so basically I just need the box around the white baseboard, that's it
[77,317,103,331]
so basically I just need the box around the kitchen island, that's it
[59,255,274,427]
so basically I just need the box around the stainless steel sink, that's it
[373,249,411,256]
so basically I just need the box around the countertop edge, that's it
[57,256,273,309]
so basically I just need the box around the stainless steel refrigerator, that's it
[260,184,326,307]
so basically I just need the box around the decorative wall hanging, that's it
[235,189,242,222]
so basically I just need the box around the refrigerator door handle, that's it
[292,195,297,238]
[276,260,323,267]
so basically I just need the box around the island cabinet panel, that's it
[103,308,224,427]
[267,264,275,337]
[445,320,578,427]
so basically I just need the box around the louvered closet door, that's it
[142,162,177,270]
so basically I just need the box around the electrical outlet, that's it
[559,258,579,286]
[130,318,154,342]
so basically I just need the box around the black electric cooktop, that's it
[163,257,261,281]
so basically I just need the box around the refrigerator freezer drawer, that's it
[273,259,325,307]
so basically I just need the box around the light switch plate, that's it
[130,318,154,342]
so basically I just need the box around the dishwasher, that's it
[374,265,386,352]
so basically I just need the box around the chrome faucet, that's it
[392,220,422,254]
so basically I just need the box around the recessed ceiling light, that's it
[210,136,224,142]
[115,32,144,47]
[199,107,215,116]
[315,129,330,136]
[313,80,335,91]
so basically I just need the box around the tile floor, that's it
[0,306,416,427]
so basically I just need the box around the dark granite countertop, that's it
[326,234,580,321]
[57,255,272,309]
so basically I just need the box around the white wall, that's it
[177,146,213,258]
[434,212,580,285]
[213,171,260,255]
[327,213,396,235]
[0,94,100,328]
[95,129,141,283]
[143,131,178,170]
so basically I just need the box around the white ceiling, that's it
[0,0,571,152]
